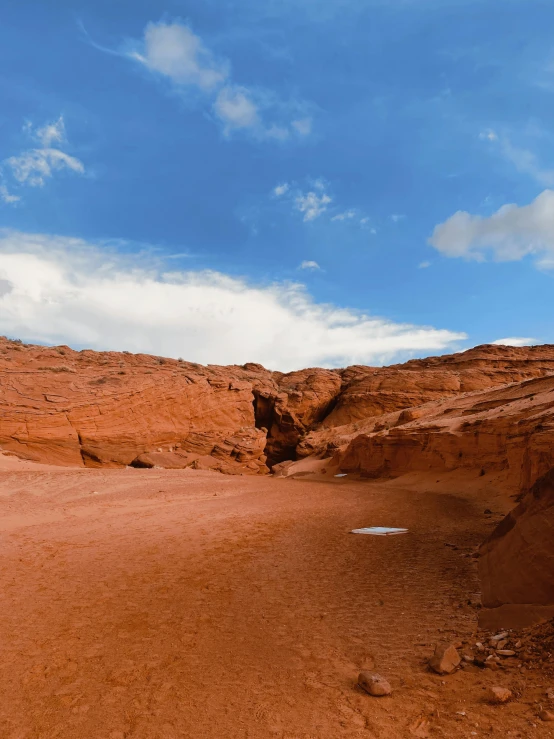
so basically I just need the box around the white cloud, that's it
[331,210,356,221]
[1,117,85,199]
[295,190,332,221]
[35,116,66,147]
[273,183,289,197]
[299,260,321,270]
[273,179,371,226]
[491,337,538,347]
[391,213,405,223]
[0,185,20,204]
[429,189,554,266]
[214,86,260,132]
[0,230,466,371]
[128,20,312,141]
[135,21,227,90]
[418,261,431,268]
[7,149,84,187]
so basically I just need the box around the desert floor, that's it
[0,459,550,738]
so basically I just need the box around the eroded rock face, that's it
[479,469,554,627]
[298,344,554,459]
[0,339,341,473]
[2,338,554,477]
[336,373,554,495]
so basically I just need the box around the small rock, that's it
[497,650,516,657]
[547,689,554,701]
[358,672,392,696]
[463,654,475,663]
[492,632,509,642]
[487,686,512,704]
[496,639,508,650]
[515,641,522,649]
[539,710,554,722]
[484,509,493,515]
[429,643,461,675]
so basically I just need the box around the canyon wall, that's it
[2,338,554,476]
[2,337,554,622]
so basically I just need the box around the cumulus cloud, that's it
[299,260,321,270]
[273,183,289,197]
[214,86,260,132]
[429,190,554,266]
[134,21,228,90]
[491,337,538,347]
[295,190,332,221]
[126,20,312,141]
[0,230,466,371]
[1,116,85,200]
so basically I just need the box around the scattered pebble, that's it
[429,643,461,675]
[358,672,392,697]
[487,686,512,704]
[539,710,554,722]
[497,650,516,657]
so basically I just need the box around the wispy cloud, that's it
[480,128,554,187]
[0,185,20,205]
[331,210,356,222]
[7,149,84,188]
[418,261,431,268]
[491,337,538,347]
[1,116,85,203]
[0,229,467,371]
[429,189,554,268]
[299,260,321,270]
[273,179,371,226]
[116,20,314,141]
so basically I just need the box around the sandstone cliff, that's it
[2,338,554,476]
[3,336,554,623]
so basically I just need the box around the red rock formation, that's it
[336,373,554,494]
[2,338,554,480]
[0,339,340,472]
[479,469,554,629]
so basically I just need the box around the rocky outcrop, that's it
[0,339,344,473]
[336,374,554,491]
[478,469,554,628]
[2,338,554,477]
[299,344,554,458]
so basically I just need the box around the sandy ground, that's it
[0,461,551,739]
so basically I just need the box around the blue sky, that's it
[0,0,552,370]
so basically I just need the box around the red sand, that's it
[1,461,551,738]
